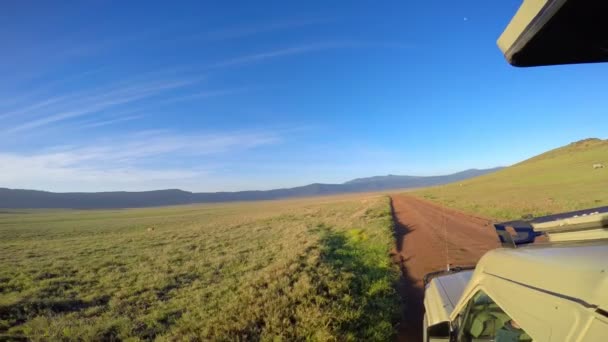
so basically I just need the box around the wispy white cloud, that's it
[69,130,280,163]
[75,114,145,129]
[0,95,73,120]
[58,33,146,59]
[197,18,331,42]
[0,67,144,111]
[0,31,146,91]
[2,36,407,133]
[0,152,204,191]
[208,41,411,68]
[157,87,251,105]
[0,130,280,192]
[2,79,199,134]
[209,44,340,68]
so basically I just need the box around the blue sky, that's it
[1,1,607,192]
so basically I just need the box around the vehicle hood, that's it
[424,270,473,327]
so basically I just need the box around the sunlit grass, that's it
[413,139,608,220]
[0,194,399,341]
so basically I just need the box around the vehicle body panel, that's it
[473,242,608,312]
[441,242,608,341]
[424,271,473,327]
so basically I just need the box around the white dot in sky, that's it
[464,17,468,21]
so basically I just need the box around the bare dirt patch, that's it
[390,194,499,341]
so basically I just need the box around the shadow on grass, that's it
[315,223,399,340]
[389,197,425,342]
[0,295,110,333]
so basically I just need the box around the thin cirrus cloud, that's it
[71,130,281,163]
[75,114,145,129]
[1,38,405,130]
[0,95,73,120]
[1,39,369,134]
[2,38,403,134]
[0,10,421,192]
[196,18,332,42]
[0,151,205,192]
[1,17,329,89]
[157,87,252,106]
[71,87,248,128]
[208,41,411,69]
[0,129,281,191]
[1,78,200,134]
[208,43,345,68]
[0,67,110,111]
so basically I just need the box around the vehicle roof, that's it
[498,0,608,66]
[478,240,608,311]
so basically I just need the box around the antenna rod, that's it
[442,186,450,271]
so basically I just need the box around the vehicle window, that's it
[457,291,532,342]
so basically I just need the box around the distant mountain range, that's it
[0,167,503,209]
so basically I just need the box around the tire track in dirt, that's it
[390,194,499,341]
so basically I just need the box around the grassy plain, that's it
[414,138,608,220]
[0,194,399,341]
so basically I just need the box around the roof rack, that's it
[494,206,608,247]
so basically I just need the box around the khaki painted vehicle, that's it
[423,207,608,341]
[422,0,608,340]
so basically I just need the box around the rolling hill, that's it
[0,168,502,209]
[415,138,608,220]
[345,168,503,188]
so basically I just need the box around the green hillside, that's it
[414,138,608,220]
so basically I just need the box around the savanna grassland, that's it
[0,194,399,341]
[414,138,608,220]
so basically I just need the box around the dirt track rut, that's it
[390,194,499,341]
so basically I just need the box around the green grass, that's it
[414,138,608,220]
[0,194,399,341]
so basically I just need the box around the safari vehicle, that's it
[423,207,608,341]
[422,1,608,340]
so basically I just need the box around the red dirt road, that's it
[390,195,499,341]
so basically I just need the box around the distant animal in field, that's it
[147,227,156,232]
[593,163,605,169]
